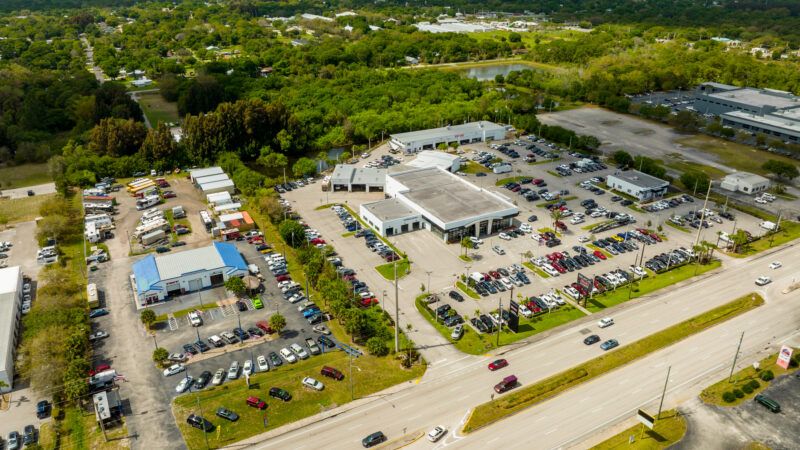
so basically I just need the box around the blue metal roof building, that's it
[131,242,248,307]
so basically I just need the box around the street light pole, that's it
[657,365,671,419]
[425,270,432,293]
[394,261,399,353]
[728,331,745,382]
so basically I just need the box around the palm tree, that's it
[731,229,749,253]
[460,237,472,257]
[550,208,564,231]
[700,240,718,263]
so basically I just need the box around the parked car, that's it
[245,396,267,410]
[193,371,212,389]
[269,387,292,402]
[302,376,325,391]
[427,426,447,442]
[320,366,344,380]
[597,317,614,328]
[163,364,185,377]
[186,414,214,432]
[215,407,239,422]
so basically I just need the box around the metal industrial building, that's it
[720,172,771,195]
[405,150,461,172]
[131,242,248,306]
[189,167,225,183]
[0,266,22,392]
[389,121,507,153]
[329,165,386,192]
[694,82,800,142]
[360,167,519,241]
[607,170,669,201]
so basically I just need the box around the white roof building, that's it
[329,165,386,192]
[390,121,507,153]
[720,172,771,195]
[199,179,235,195]
[0,266,22,392]
[406,150,461,172]
[189,167,224,182]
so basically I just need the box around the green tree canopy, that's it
[762,160,799,180]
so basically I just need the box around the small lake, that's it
[462,63,535,81]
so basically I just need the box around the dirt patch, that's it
[632,128,655,136]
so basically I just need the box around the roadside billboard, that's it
[507,300,519,333]
[637,409,655,429]
[776,345,794,370]
[577,272,593,292]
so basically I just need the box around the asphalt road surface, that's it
[240,242,800,450]
[0,182,55,199]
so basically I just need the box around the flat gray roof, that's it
[609,170,669,189]
[724,110,800,134]
[363,198,418,222]
[391,121,505,144]
[708,88,799,110]
[330,165,385,185]
[700,82,738,91]
[722,172,770,184]
[391,167,515,224]
[0,266,20,375]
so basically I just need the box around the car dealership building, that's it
[389,121,508,153]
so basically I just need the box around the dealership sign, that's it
[776,345,794,370]
[637,409,655,429]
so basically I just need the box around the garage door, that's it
[187,279,203,292]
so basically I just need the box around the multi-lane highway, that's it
[240,243,800,450]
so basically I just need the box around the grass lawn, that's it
[659,153,728,180]
[0,163,51,189]
[495,176,531,186]
[173,351,424,450]
[459,254,473,262]
[497,305,587,346]
[375,259,410,280]
[463,293,764,433]
[0,193,57,224]
[675,135,799,176]
[461,161,491,174]
[415,297,489,355]
[730,221,800,257]
[664,221,689,233]
[341,231,355,238]
[583,220,614,230]
[155,302,220,322]
[699,351,798,406]
[584,261,721,313]
[456,281,480,299]
[523,262,550,279]
[137,92,180,126]
[590,409,686,450]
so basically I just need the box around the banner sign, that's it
[777,345,794,370]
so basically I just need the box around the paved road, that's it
[0,182,55,199]
[80,36,106,83]
[240,242,800,449]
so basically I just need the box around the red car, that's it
[255,321,274,334]
[593,250,607,260]
[650,232,662,242]
[481,273,491,281]
[162,191,176,198]
[89,364,111,376]
[552,262,567,274]
[489,271,501,280]
[488,359,509,371]
[275,274,291,282]
[246,396,267,410]
[360,297,378,307]
[310,238,326,245]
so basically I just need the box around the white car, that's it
[569,217,585,225]
[577,235,590,243]
[518,304,532,318]
[212,369,225,385]
[227,361,240,380]
[290,343,309,359]
[755,276,771,286]
[243,359,253,376]
[768,262,782,269]
[312,325,331,335]
[598,317,614,328]
[280,347,297,363]
[175,376,193,393]
[188,311,202,327]
[469,236,483,245]
[500,278,514,289]
[542,265,559,277]
[492,245,506,255]
[519,224,532,233]
[451,324,463,340]
[168,353,187,362]
[257,355,269,372]
[163,364,185,377]
[427,426,447,442]
[302,376,324,391]
[498,233,512,241]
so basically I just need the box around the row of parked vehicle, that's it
[364,154,401,169]
[467,263,531,297]
[642,193,695,213]
[561,267,646,300]
[644,247,696,272]
[273,177,314,194]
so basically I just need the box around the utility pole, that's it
[496,296,502,346]
[425,270,433,293]
[394,261,399,353]
[694,181,713,248]
[728,331,745,382]
[657,365,671,419]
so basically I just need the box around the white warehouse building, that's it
[0,266,23,392]
[607,170,670,202]
[360,167,519,242]
[720,172,771,195]
[389,121,507,153]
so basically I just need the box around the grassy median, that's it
[456,281,480,299]
[462,293,764,433]
[375,259,410,280]
[522,262,550,279]
[590,409,686,450]
[700,350,798,407]
[173,351,424,450]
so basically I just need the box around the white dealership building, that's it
[0,266,23,392]
[389,121,508,153]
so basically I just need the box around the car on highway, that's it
[175,376,193,393]
[488,359,509,371]
[362,431,386,448]
[257,355,269,372]
[597,317,614,328]
[768,261,782,269]
[269,387,292,402]
[583,334,600,345]
[427,425,447,442]
[494,374,518,393]
[215,407,239,422]
[302,376,324,391]
[163,364,185,377]
[755,276,772,286]
[187,414,214,432]
[600,339,619,351]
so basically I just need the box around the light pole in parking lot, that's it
[394,261,399,353]
[425,270,432,293]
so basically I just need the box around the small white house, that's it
[607,170,669,201]
[720,172,770,195]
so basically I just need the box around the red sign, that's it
[776,345,793,370]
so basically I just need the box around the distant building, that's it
[131,78,152,88]
[0,266,22,392]
[406,150,461,172]
[607,170,669,201]
[720,172,770,195]
[329,165,386,192]
[389,121,507,154]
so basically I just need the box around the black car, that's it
[187,414,214,432]
[268,351,283,367]
[23,425,37,445]
[232,327,249,340]
[448,290,464,302]
[193,371,212,389]
[583,334,601,345]
[471,317,488,333]
[215,407,239,422]
[362,431,387,448]
[527,215,538,222]
[318,335,336,349]
[182,343,199,355]
[269,387,292,402]
[247,326,264,337]
[171,241,187,247]
[155,246,171,253]
[36,400,50,419]
[195,340,210,352]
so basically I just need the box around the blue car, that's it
[600,339,619,351]
[89,308,109,318]
[302,307,321,318]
